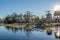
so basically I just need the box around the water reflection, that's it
[35,24,46,29]
[0,24,60,40]
[5,24,53,36]
[54,26,60,38]
[5,26,22,33]
[46,28,52,35]
[25,30,32,38]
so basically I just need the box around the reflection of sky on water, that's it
[0,26,59,40]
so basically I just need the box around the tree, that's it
[23,11,32,23]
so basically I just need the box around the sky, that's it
[0,0,60,18]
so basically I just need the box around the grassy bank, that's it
[4,23,26,28]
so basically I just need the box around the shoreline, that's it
[0,23,60,29]
[3,23,26,28]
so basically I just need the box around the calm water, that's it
[0,26,60,40]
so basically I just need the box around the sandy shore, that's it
[4,23,26,28]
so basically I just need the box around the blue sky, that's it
[0,0,60,18]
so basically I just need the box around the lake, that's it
[0,26,60,40]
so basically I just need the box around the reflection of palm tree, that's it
[24,24,32,38]
[5,26,18,33]
[5,26,11,30]
[24,24,32,31]
[25,30,32,38]
[13,28,18,33]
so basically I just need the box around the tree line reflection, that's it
[5,24,52,34]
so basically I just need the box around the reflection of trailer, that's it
[54,27,60,38]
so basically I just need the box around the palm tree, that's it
[23,11,32,23]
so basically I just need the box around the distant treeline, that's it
[4,11,40,24]
[0,11,59,24]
